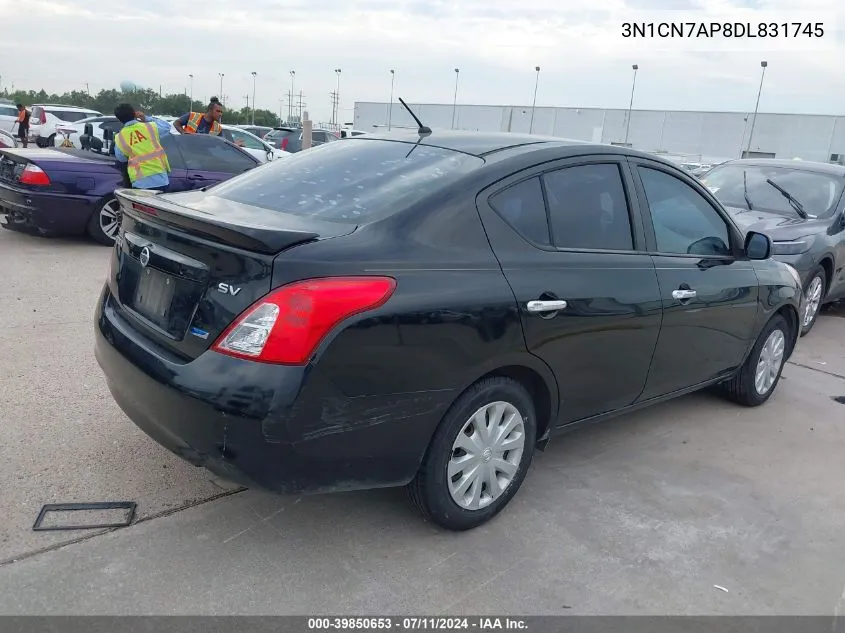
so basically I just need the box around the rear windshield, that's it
[47,110,98,123]
[265,129,297,140]
[209,138,484,222]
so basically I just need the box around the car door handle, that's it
[188,174,207,180]
[526,299,568,313]
[672,289,697,300]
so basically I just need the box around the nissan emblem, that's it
[139,246,151,267]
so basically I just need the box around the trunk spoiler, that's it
[115,189,355,255]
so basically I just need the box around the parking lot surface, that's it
[1,226,844,614]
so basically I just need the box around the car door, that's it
[159,134,189,192]
[176,134,257,189]
[824,194,845,301]
[0,104,18,132]
[629,158,761,400]
[476,157,663,425]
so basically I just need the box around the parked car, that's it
[339,128,366,138]
[263,126,339,153]
[0,133,260,245]
[0,129,17,149]
[237,125,273,139]
[28,104,103,147]
[94,131,801,531]
[701,158,845,335]
[0,100,18,133]
[221,124,285,163]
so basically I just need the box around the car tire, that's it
[87,197,121,246]
[409,377,537,531]
[800,267,827,336]
[47,134,56,147]
[721,313,790,407]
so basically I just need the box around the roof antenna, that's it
[398,98,432,136]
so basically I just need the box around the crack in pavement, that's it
[786,360,845,381]
[0,487,246,569]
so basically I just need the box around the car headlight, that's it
[771,239,811,255]
[783,263,802,288]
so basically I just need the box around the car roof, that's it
[33,104,100,111]
[715,158,845,177]
[351,130,674,163]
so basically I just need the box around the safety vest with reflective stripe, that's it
[115,121,171,185]
[183,111,222,136]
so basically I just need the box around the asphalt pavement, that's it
[1,226,844,615]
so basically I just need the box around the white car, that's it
[29,104,103,147]
[220,124,286,163]
[338,128,366,138]
[0,128,17,148]
[0,100,18,133]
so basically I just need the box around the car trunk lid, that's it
[109,189,357,360]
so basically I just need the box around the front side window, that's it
[639,166,731,257]
[178,135,256,173]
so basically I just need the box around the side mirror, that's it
[745,231,771,260]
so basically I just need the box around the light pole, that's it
[188,74,193,108]
[251,71,257,125]
[388,69,395,130]
[746,61,768,158]
[624,64,638,146]
[218,73,224,100]
[451,68,460,129]
[334,68,342,126]
[529,66,540,134]
[289,70,296,122]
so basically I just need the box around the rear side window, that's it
[209,139,484,223]
[543,164,634,251]
[178,135,256,173]
[489,177,551,246]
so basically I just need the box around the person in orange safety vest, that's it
[174,97,223,136]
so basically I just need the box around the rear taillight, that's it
[19,164,50,186]
[212,277,396,364]
[280,137,289,150]
[39,110,47,125]
[132,202,158,216]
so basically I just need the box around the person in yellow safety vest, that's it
[113,103,173,191]
[174,97,224,136]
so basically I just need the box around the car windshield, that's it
[208,138,484,223]
[703,164,845,219]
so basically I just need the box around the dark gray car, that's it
[263,127,339,153]
[701,158,845,335]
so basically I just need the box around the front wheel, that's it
[800,267,826,336]
[409,377,537,531]
[87,197,121,246]
[721,314,790,407]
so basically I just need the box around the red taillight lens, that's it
[132,202,158,216]
[39,111,47,125]
[19,164,50,186]
[280,137,289,150]
[212,277,396,364]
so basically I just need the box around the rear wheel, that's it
[721,314,789,407]
[409,377,536,531]
[87,197,121,246]
[47,134,56,147]
[800,267,826,336]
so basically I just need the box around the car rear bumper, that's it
[94,286,449,495]
[0,182,96,234]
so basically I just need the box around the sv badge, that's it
[217,283,243,296]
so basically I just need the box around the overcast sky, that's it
[1,0,843,122]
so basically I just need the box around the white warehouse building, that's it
[352,101,845,165]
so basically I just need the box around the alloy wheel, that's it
[99,199,122,240]
[754,328,785,395]
[802,275,824,328]
[447,401,525,511]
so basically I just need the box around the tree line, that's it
[1,87,287,127]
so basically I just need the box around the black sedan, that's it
[701,159,845,335]
[95,131,802,530]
